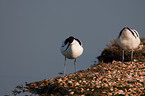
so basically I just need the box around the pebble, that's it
[21,61,145,95]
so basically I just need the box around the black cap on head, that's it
[118,27,135,38]
[65,36,75,45]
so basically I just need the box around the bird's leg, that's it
[131,48,133,63]
[63,57,67,76]
[131,48,133,68]
[122,50,124,69]
[74,59,77,73]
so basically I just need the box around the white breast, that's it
[60,40,83,59]
[117,29,140,50]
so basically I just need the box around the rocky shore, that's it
[13,38,145,96]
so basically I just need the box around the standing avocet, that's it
[60,36,83,76]
[117,27,140,66]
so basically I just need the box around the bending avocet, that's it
[60,36,83,76]
[117,27,140,66]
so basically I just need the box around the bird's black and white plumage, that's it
[117,27,140,65]
[60,36,83,76]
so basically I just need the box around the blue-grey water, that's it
[1,1,145,95]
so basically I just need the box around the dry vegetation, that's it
[97,38,145,63]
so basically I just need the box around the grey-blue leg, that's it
[63,57,67,76]
[131,48,133,63]
[74,59,77,73]
[131,48,133,68]
[122,50,124,68]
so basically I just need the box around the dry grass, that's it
[97,38,145,63]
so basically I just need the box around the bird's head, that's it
[65,36,75,45]
[119,27,137,38]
